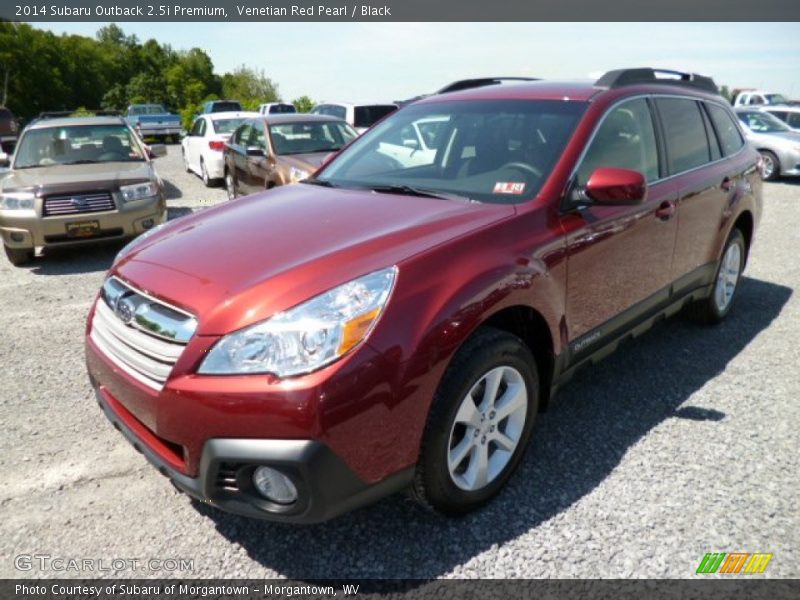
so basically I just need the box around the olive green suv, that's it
[0,116,167,266]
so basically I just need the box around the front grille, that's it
[43,191,115,217]
[89,278,197,391]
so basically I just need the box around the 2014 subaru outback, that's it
[85,68,761,523]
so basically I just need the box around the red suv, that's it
[85,68,761,523]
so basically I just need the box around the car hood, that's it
[1,161,154,192]
[277,153,328,172]
[114,184,514,335]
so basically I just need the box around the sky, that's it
[33,22,800,103]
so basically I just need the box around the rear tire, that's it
[225,170,237,200]
[759,150,780,181]
[686,228,746,324]
[201,159,212,187]
[411,327,539,515]
[4,245,34,267]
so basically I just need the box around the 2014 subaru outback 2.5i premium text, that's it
[85,68,761,523]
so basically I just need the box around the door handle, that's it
[721,177,733,192]
[655,200,676,221]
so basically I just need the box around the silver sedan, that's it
[735,108,800,180]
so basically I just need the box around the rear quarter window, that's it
[656,98,711,174]
[706,103,745,156]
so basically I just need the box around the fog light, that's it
[252,466,298,505]
[141,218,155,230]
[10,232,24,242]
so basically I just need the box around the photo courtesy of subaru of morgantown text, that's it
[82,69,760,522]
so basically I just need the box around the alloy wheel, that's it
[447,366,528,491]
[714,241,742,313]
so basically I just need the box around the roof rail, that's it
[437,77,540,95]
[37,110,123,119]
[595,68,718,95]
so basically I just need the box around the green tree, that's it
[221,65,279,109]
[292,95,315,113]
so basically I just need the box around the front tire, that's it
[411,328,539,515]
[686,228,746,324]
[4,245,34,267]
[759,150,780,181]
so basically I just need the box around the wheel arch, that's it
[478,305,556,412]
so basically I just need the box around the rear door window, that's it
[576,98,660,185]
[655,98,711,174]
[705,103,745,156]
[788,113,800,129]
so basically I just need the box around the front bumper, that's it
[777,147,800,176]
[0,195,166,249]
[94,385,412,523]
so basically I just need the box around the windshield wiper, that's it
[368,184,469,202]
[62,159,102,165]
[302,178,336,188]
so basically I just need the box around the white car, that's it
[258,102,297,115]
[377,116,449,167]
[310,102,398,134]
[182,111,260,186]
[733,90,790,107]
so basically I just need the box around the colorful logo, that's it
[697,552,773,574]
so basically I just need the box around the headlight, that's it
[0,192,35,211]
[199,266,398,377]
[289,167,310,182]
[120,181,159,203]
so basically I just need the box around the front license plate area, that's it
[66,220,100,238]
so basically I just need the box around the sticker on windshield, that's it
[493,182,526,195]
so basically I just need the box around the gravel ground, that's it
[0,146,797,579]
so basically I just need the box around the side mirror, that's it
[147,144,167,159]
[585,167,647,205]
[0,152,9,168]
[246,146,266,157]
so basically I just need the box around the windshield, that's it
[315,99,587,203]
[354,105,398,129]
[212,118,247,134]
[765,94,788,105]
[269,104,296,114]
[738,111,791,133]
[210,102,242,113]
[129,105,167,115]
[269,121,358,155]
[14,124,146,169]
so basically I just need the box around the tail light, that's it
[208,140,225,151]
